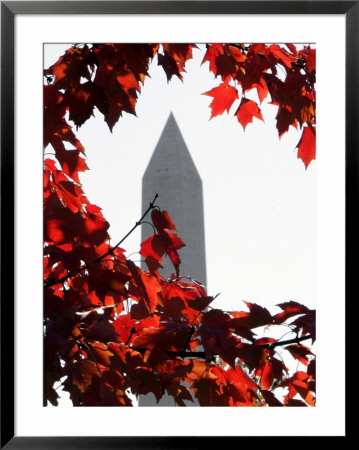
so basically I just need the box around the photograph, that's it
[1,1,350,445]
[43,42,316,408]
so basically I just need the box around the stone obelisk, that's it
[139,112,206,406]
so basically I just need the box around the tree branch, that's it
[131,334,313,360]
[44,193,159,288]
[92,192,159,264]
[264,334,313,349]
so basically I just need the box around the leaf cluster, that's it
[44,43,316,407]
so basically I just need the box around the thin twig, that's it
[93,193,159,264]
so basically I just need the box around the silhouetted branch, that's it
[263,334,313,349]
[131,334,313,360]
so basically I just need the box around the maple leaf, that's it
[199,309,241,366]
[46,164,84,213]
[166,382,194,406]
[236,342,266,372]
[140,235,165,264]
[227,44,247,63]
[158,52,184,82]
[273,300,310,324]
[260,389,283,406]
[111,314,137,345]
[157,44,196,82]
[203,83,239,118]
[64,82,107,128]
[88,268,129,301]
[88,342,114,367]
[285,43,298,55]
[191,377,227,406]
[296,126,316,168]
[127,260,163,314]
[300,47,316,73]
[252,78,269,104]
[213,53,237,83]
[44,85,86,168]
[280,371,315,406]
[201,44,223,74]
[54,148,88,184]
[268,44,296,69]
[70,360,101,393]
[275,106,298,137]
[140,230,185,277]
[225,364,259,392]
[91,44,155,130]
[254,353,286,390]
[44,45,95,90]
[108,343,144,373]
[292,309,316,342]
[235,98,264,130]
[151,209,176,233]
[231,301,273,330]
[285,344,313,366]
[163,44,195,64]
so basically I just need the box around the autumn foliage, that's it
[44,43,316,407]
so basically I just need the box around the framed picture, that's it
[1,1,352,447]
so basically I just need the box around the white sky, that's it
[44,43,316,316]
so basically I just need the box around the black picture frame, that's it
[1,1,352,447]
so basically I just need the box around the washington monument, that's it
[139,113,206,406]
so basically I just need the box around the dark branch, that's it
[132,347,206,359]
[92,193,159,264]
[131,334,313,360]
[263,334,313,349]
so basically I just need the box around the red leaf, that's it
[144,255,163,275]
[231,301,273,329]
[255,357,285,390]
[292,310,316,342]
[268,44,295,69]
[199,309,241,366]
[158,53,183,82]
[281,371,316,406]
[201,44,223,74]
[274,301,310,324]
[226,365,259,391]
[275,106,297,137]
[127,260,163,313]
[44,45,94,90]
[151,209,176,233]
[140,235,166,263]
[285,43,298,55]
[64,82,107,128]
[140,231,185,277]
[158,44,195,82]
[286,345,313,366]
[296,126,316,168]
[260,389,283,406]
[212,53,237,82]
[235,98,264,129]
[203,83,239,118]
[55,148,88,183]
[256,360,274,390]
